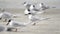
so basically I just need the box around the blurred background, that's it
[0,0,60,9]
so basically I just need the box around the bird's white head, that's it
[39,3,44,7]
[30,5,35,10]
[22,1,27,6]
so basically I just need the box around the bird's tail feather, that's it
[39,17,49,21]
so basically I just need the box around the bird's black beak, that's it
[6,22,9,25]
[6,19,11,25]
[28,13,31,14]
[25,13,31,15]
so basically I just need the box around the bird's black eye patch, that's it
[28,9,30,11]
[33,5,35,7]
[8,19,11,22]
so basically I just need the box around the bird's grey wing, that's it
[13,23,26,27]
[33,8,40,11]
[42,6,49,10]
[26,4,31,8]
[31,16,39,22]
[2,13,12,19]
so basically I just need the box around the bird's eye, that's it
[28,9,30,11]
[33,5,35,7]
[8,19,11,22]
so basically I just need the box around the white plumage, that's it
[26,3,45,15]
[6,19,33,31]
[23,1,32,9]
[28,13,49,25]
[8,21,26,27]
[39,3,49,10]
[0,11,21,22]
[7,20,32,27]
[0,12,12,18]
[24,9,30,15]
[0,12,13,21]
[23,2,36,15]
[26,2,55,14]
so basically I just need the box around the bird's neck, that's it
[39,4,42,7]
[6,22,10,25]
[28,15,32,19]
